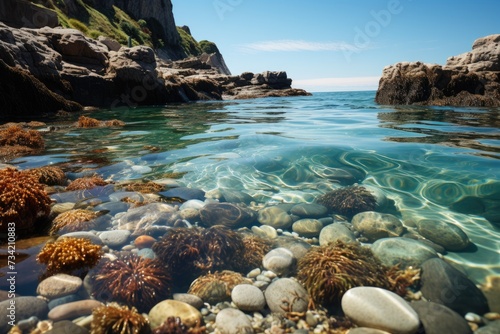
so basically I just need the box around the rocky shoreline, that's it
[0,22,310,120]
[376,34,500,107]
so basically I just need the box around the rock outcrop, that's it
[0,0,58,29]
[376,34,500,107]
[0,23,309,119]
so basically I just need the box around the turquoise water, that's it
[13,91,500,282]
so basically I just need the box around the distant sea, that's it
[14,91,500,282]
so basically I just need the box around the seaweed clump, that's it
[188,270,252,305]
[49,209,101,235]
[36,237,103,275]
[23,166,66,186]
[315,185,376,218]
[237,234,273,272]
[66,175,109,191]
[91,253,172,313]
[297,241,419,306]
[91,303,151,334]
[0,125,45,161]
[152,225,245,282]
[0,168,51,236]
[77,115,125,128]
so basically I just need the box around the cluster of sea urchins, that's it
[315,185,376,218]
[91,253,172,313]
[0,168,51,236]
[297,240,419,306]
[152,225,270,282]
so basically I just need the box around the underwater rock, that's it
[351,211,405,242]
[262,247,296,276]
[199,202,257,228]
[257,206,293,229]
[319,222,356,246]
[159,186,206,202]
[37,274,83,299]
[342,287,420,334]
[113,202,180,236]
[371,237,438,268]
[292,218,323,238]
[264,278,309,315]
[49,299,103,321]
[290,203,328,218]
[149,300,203,329]
[420,258,489,316]
[410,300,473,334]
[0,297,49,333]
[98,230,131,248]
[416,219,470,251]
[215,308,254,334]
[231,284,266,312]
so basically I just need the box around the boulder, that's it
[376,34,500,107]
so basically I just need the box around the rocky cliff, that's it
[376,34,500,107]
[0,23,309,119]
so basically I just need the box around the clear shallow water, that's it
[13,91,500,282]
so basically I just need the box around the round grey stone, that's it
[59,231,102,245]
[200,202,257,228]
[292,219,323,237]
[341,287,420,334]
[351,211,405,241]
[48,294,81,310]
[0,297,49,333]
[215,308,253,334]
[410,300,472,334]
[262,247,295,276]
[371,237,438,268]
[251,225,278,239]
[290,203,328,218]
[258,206,293,229]
[319,222,356,246]
[416,219,470,251]
[173,293,204,309]
[98,230,131,248]
[37,274,83,299]
[231,284,266,312]
[264,278,308,315]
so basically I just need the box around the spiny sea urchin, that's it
[0,168,51,236]
[91,253,172,313]
[152,225,245,281]
[91,302,151,334]
[36,237,102,275]
[297,240,417,306]
[188,270,252,305]
[315,185,376,218]
[49,209,102,235]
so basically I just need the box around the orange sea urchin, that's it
[91,302,151,334]
[49,209,102,235]
[91,253,172,313]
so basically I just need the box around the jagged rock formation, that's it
[376,34,500,107]
[0,0,58,29]
[0,23,309,119]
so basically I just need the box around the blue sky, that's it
[171,0,499,92]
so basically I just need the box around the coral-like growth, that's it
[0,125,45,149]
[120,181,165,193]
[315,185,376,218]
[91,303,151,334]
[77,115,125,128]
[49,209,101,235]
[152,225,245,281]
[188,270,252,305]
[0,168,51,235]
[23,166,66,186]
[37,237,103,274]
[235,234,272,273]
[66,175,108,191]
[91,253,171,313]
[297,241,416,306]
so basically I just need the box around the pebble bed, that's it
[1,172,500,334]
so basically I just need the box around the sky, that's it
[171,0,500,92]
